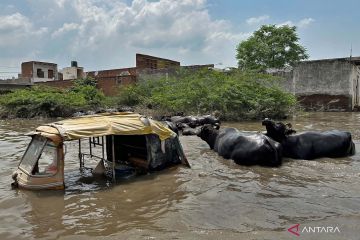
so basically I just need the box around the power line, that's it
[0,66,19,68]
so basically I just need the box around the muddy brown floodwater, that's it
[0,112,360,240]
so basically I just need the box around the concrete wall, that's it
[0,78,31,84]
[350,65,360,107]
[294,60,353,110]
[61,67,84,80]
[293,60,352,96]
[270,69,294,94]
[275,59,356,111]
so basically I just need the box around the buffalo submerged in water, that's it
[262,119,356,160]
[197,125,282,167]
[161,114,221,133]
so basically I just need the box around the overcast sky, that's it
[0,0,359,78]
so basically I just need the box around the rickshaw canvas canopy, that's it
[34,112,176,141]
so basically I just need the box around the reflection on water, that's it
[1,112,360,240]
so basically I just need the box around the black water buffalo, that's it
[182,124,220,136]
[197,125,282,166]
[262,119,356,160]
[166,116,198,128]
[182,127,200,136]
[161,114,221,134]
[164,121,179,135]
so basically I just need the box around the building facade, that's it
[12,54,213,96]
[60,61,85,80]
[21,61,59,83]
[275,57,360,111]
[85,54,183,95]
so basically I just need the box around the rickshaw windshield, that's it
[19,135,47,175]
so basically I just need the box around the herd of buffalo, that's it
[163,114,356,167]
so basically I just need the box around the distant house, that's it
[86,67,137,96]
[60,61,85,80]
[274,57,360,111]
[21,61,59,83]
[10,54,213,96]
[86,53,210,95]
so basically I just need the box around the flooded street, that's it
[0,112,360,240]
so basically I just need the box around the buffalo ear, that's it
[285,123,292,128]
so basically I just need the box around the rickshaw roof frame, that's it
[30,112,176,143]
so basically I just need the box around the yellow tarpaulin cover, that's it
[35,112,175,141]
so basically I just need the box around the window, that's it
[48,69,54,79]
[36,141,58,175]
[37,68,44,78]
[19,135,58,176]
[19,135,47,174]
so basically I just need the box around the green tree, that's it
[236,24,309,71]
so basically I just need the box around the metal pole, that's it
[78,139,82,169]
[101,136,104,160]
[89,138,92,157]
[112,135,116,182]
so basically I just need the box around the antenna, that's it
[350,43,352,62]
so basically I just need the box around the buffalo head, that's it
[197,124,219,149]
[262,118,296,142]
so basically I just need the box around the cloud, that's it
[0,0,281,71]
[246,15,270,25]
[0,13,47,47]
[0,13,31,32]
[298,18,315,28]
[278,18,315,29]
[51,0,248,67]
[51,23,80,38]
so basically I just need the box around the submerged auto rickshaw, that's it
[12,112,190,190]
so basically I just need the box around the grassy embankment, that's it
[0,69,297,120]
[0,78,107,118]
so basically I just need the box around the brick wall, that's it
[98,75,136,96]
[35,80,74,89]
[87,67,137,78]
[136,54,180,70]
[21,62,33,78]
[34,76,136,96]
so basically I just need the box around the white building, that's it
[60,61,85,80]
[21,61,59,83]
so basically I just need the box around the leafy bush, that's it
[0,77,106,118]
[70,78,105,106]
[117,69,296,120]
